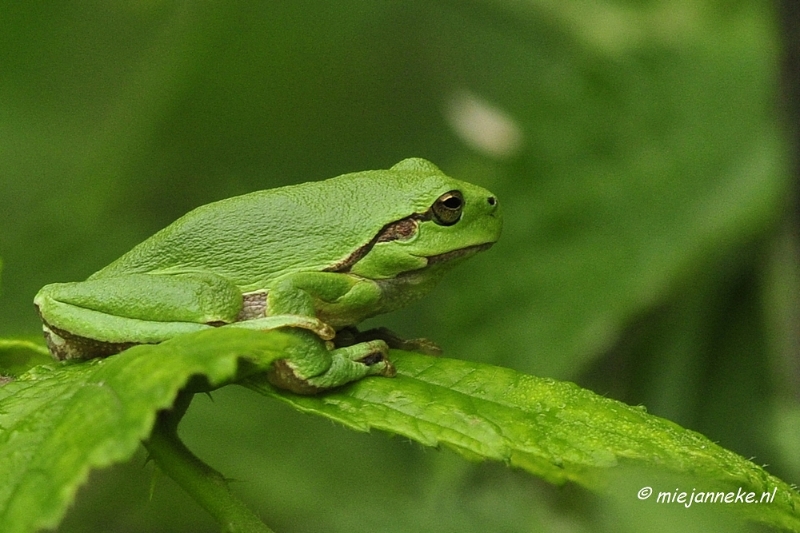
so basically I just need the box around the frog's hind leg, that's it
[34,272,244,360]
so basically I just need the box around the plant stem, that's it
[143,392,276,533]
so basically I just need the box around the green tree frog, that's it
[34,158,501,393]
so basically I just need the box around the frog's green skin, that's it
[34,158,501,393]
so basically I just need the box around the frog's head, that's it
[346,158,502,279]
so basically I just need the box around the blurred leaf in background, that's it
[1,0,798,531]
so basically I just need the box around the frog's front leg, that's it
[262,272,395,392]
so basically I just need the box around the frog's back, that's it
[91,159,461,291]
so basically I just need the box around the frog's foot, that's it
[335,326,442,356]
[267,339,394,395]
[227,314,336,340]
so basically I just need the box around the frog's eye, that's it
[431,190,463,226]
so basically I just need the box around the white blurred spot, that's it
[445,90,523,159]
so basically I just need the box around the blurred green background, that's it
[1,1,798,531]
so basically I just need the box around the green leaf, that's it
[3,328,798,532]
[247,351,800,532]
[0,328,295,533]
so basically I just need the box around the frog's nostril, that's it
[487,196,497,206]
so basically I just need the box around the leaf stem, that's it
[143,392,275,533]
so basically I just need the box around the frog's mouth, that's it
[424,242,494,265]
